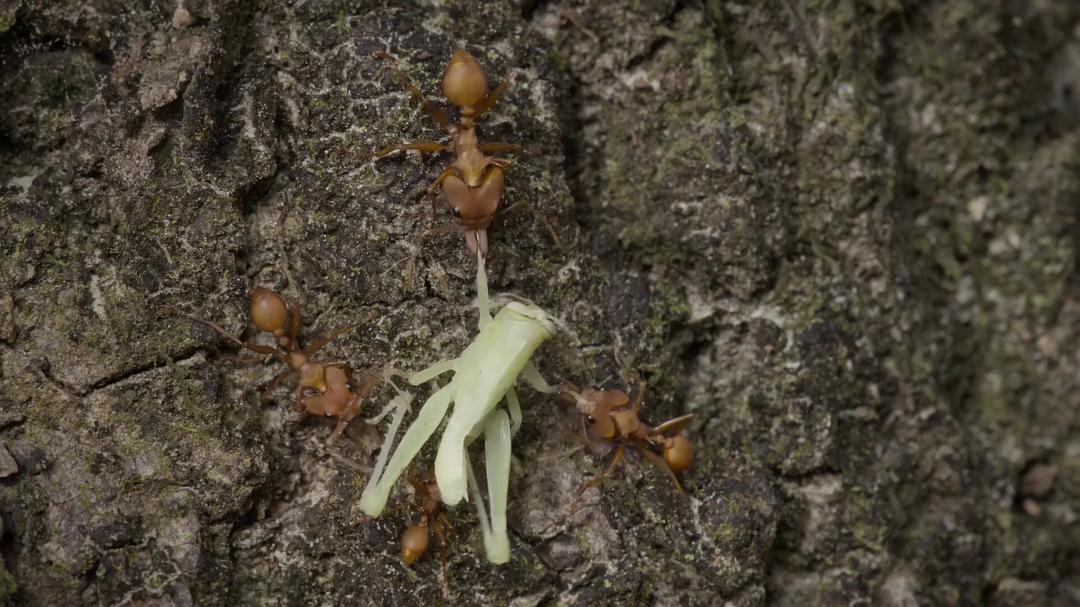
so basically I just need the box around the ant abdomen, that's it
[250,288,289,334]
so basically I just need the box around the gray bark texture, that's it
[1,0,1079,605]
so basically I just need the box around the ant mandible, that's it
[186,287,379,440]
[374,49,521,258]
[560,374,694,507]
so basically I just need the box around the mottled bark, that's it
[1,0,1078,605]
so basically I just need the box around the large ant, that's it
[560,375,694,506]
[185,287,379,440]
[374,49,523,258]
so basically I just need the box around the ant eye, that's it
[452,207,461,217]
[586,416,595,423]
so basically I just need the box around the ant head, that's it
[663,435,693,472]
[442,49,488,109]
[580,390,618,438]
[251,288,289,334]
[444,168,502,221]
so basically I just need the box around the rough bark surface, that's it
[1,0,1079,605]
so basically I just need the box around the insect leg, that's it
[407,358,456,385]
[359,385,452,516]
[521,361,557,393]
[505,388,521,435]
[483,409,512,564]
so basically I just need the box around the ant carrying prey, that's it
[184,287,380,441]
[374,49,554,258]
[560,374,694,509]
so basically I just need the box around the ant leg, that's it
[374,142,451,157]
[569,445,626,514]
[497,200,563,251]
[426,167,458,213]
[330,412,354,442]
[635,443,685,492]
[186,317,283,358]
[294,382,305,412]
[483,410,512,564]
[478,143,520,154]
[651,414,694,436]
[472,81,509,118]
[505,388,521,435]
[629,378,645,414]
[288,301,302,347]
[489,157,513,170]
[304,326,354,356]
[373,51,452,129]
[259,367,294,403]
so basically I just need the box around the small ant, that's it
[374,49,524,258]
[560,375,694,506]
[400,469,452,567]
[185,287,379,440]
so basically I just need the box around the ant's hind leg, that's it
[374,142,451,157]
[636,444,685,492]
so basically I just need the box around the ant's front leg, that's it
[426,167,459,213]
[635,444,685,492]
[186,317,283,358]
[374,142,451,157]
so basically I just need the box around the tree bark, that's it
[1,0,1078,605]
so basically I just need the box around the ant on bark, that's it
[374,49,555,258]
[560,374,694,509]
[185,287,380,441]
[400,469,452,567]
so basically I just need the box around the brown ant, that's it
[560,375,694,507]
[185,287,379,440]
[374,49,532,258]
[400,469,452,567]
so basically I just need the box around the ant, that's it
[559,374,694,508]
[400,469,452,567]
[185,287,379,441]
[374,49,531,258]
